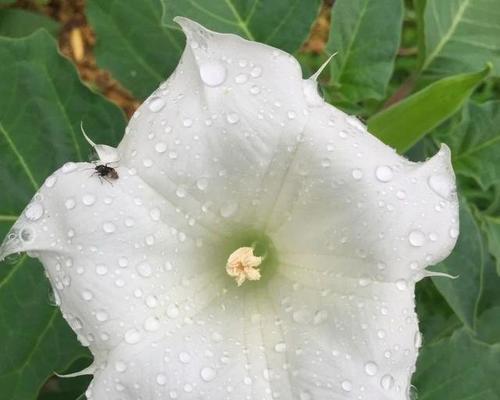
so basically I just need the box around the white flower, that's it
[0,18,459,400]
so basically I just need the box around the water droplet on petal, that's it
[102,222,116,233]
[167,304,179,318]
[115,360,127,372]
[226,113,240,124]
[274,342,286,353]
[396,279,408,290]
[144,316,160,331]
[352,169,363,180]
[408,230,426,247]
[220,202,238,218]
[136,262,152,277]
[199,61,226,87]
[200,367,216,382]
[449,227,459,238]
[183,118,193,128]
[196,177,208,191]
[179,352,191,363]
[155,142,167,153]
[235,73,248,84]
[124,328,141,344]
[428,174,452,198]
[25,203,44,221]
[82,194,95,206]
[380,374,394,390]
[148,96,165,112]
[341,380,353,392]
[375,165,393,182]
[364,361,378,376]
[156,373,167,385]
[45,175,57,188]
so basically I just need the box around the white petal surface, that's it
[118,18,309,234]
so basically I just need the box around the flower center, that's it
[220,230,277,288]
[226,247,263,286]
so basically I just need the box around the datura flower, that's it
[0,18,459,400]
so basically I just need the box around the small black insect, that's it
[93,164,119,181]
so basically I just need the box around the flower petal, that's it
[269,105,459,282]
[0,163,226,356]
[118,18,309,231]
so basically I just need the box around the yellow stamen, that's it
[226,247,262,286]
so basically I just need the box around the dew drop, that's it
[200,367,216,382]
[62,162,77,173]
[179,352,191,363]
[196,177,208,191]
[395,279,408,290]
[449,227,459,238]
[428,174,452,198]
[95,310,108,322]
[45,175,57,188]
[183,118,193,128]
[65,198,76,210]
[199,61,226,87]
[102,222,116,233]
[352,169,363,180]
[375,165,393,182]
[226,113,240,124]
[235,73,248,84]
[274,342,287,353]
[124,328,141,344]
[115,360,127,372]
[408,230,426,247]
[341,380,353,392]
[81,290,93,301]
[364,361,378,376]
[136,262,153,277]
[25,203,44,221]
[175,186,187,198]
[380,374,394,390]
[82,194,95,206]
[250,66,262,78]
[148,96,165,112]
[167,303,179,318]
[220,202,238,218]
[156,373,167,385]
[144,316,160,331]
[155,142,167,153]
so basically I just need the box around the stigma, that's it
[226,247,262,286]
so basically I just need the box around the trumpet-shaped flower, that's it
[0,18,458,400]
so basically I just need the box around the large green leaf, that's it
[0,256,90,400]
[162,0,321,53]
[367,65,490,152]
[0,9,59,38]
[482,216,500,275]
[0,31,126,400]
[431,199,484,330]
[437,101,500,190]
[326,0,403,102]
[421,0,500,79]
[86,0,184,100]
[413,324,500,399]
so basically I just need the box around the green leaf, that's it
[439,101,500,190]
[420,0,500,80]
[0,9,59,38]
[482,216,500,275]
[367,65,490,152]
[86,0,184,100]
[0,30,125,400]
[413,324,500,399]
[326,0,403,102]
[0,256,90,400]
[431,198,484,331]
[162,0,321,53]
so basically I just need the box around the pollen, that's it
[226,247,262,286]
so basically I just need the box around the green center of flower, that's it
[222,230,277,287]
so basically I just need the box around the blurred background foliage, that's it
[0,0,499,399]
